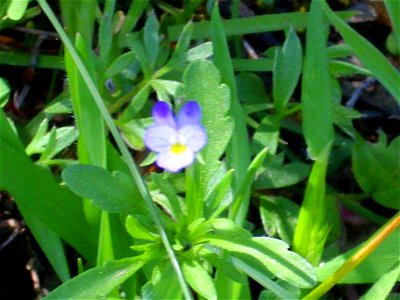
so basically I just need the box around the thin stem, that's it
[37,1,193,299]
[304,212,400,299]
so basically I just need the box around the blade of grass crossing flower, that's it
[38,1,193,298]
[321,0,400,102]
[293,144,332,265]
[301,0,334,160]
[211,4,251,226]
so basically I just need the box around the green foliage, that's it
[2,0,399,299]
[44,257,146,299]
[317,228,400,283]
[352,134,400,210]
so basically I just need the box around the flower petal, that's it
[144,125,177,152]
[177,101,202,128]
[156,150,194,172]
[178,124,207,152]
[153,101,177,128]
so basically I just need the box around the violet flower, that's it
[144,101,207,172]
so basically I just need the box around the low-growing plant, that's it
[0,0,399,299]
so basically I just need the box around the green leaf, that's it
[44,257,145,299]
[0,78,10,107]
[251,116,280,155]
[182,259,217,300]
[232,257,297,299]
[142,261,183,300]
[211,4,251,226]
[230,147,268,222]
[360,261,400,300]
[317,228,400,283]
[0,111,96,262]
[105,51,136,78]
[125,215,159,241]
[187,42,213,62]
[293,144,332,266]
[98,0,115,68]
[204,168,234,219]
[321,0,400,102]
[352,134,400,209]
[25,118,49,155]
[301,0,334,159]
[236,73,270,115]
[165,21,193,69]
[62,164,145,214]
[202,251,246,284]
[178,60,233,222]
[260,196,299,245]
[273,27,302,115]
[151,173,182,221]
[22,210,70,282]
[118,118,152,150]
[7,0,30,20]
[144,10,159,68]
[205,236,317,288]
[167,11,356,41]
[253,154,310,189]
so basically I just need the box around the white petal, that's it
[144,125,177,152]
[156,150,194,172]
[178,125,207,152]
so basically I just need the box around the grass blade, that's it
[321,0,400,102]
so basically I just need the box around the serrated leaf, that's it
[62,164,145,214]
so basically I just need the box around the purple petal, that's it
[144,125,177,152]
[153,101,177,128]
[156,150,195,172]
[177,101,202,128]
[178,124,207,152]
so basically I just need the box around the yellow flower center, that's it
[170,143,187,154]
